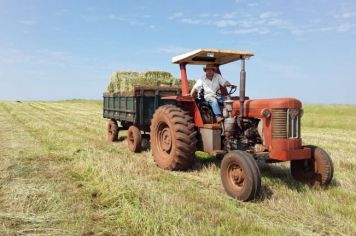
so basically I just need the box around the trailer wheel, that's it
[107,119,118,142]
[150,105,197,170]
[127,126,142,153]
[291,145,334,186]
[221,151,261,201]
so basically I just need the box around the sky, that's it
[0,0,355,104]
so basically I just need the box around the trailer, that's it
[103,86,181,152]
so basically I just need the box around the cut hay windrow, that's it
[106,71,195,94]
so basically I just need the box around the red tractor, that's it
[150,48,334,201]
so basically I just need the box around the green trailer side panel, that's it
[103,86,180,131]
[103,96,136,123]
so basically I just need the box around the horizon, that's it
[2,98,356,106]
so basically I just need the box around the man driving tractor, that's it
[190,64,236,123]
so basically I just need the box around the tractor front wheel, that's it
[127,126,142,153]
[291,145,334,186]
[150,105,197,170]
[107,119,118,142]
[221,151,261,201]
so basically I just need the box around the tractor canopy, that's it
[171,48,254,65]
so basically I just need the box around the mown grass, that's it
[302,104,356,130]
[0,100,355,235]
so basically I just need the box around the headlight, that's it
[261,109,271,118]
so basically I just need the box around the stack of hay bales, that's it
[106,71,195,94]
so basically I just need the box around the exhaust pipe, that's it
[239,58,246,117]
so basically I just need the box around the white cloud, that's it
[158,47,192,54]
[215,20,238,28]
[336,23,354,32]
[199,13,211,18]
[106,13,153,27]
[55,9,69,16]
[0,48,75,69]
[142,14,152,19]
[248,3,259,7]
[108,14,124,20]
[169,12,184,20]
[222,12,238,19]
[170,8,356,36]
[266,19,287,27]
[258,29,271,35]
[19,20,37,26]
[259,11,279,19]
[334,12,356,19]
[149,25,157,30]
[287,22,356,35]
[222,28,261,35]
[86,7,96,12]
[181,18,204,25]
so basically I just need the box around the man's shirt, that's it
[192,73,228,98]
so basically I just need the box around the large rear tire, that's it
[221,151,261,201]
[107,119,118,142]
[150,105,197,170]
[127,126,142,153]
[291,145,333,186]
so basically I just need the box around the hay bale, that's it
[106,71,195,94]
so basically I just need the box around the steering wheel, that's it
[216,84,237,97]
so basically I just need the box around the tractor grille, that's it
[272,108,301,139]
[272,109,288,139]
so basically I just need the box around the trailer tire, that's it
[127,126,142,153]
[221,151,261,201]
[291,145,334,186]
[107,119,118,142]
[150,105,197,170]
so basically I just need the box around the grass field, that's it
[0,100,355,235]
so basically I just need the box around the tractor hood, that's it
[231,97,302,117]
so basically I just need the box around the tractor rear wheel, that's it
[127,126,142,153]
[150,105,197,170]
[221,151,261,201]
[291,145,333,186]
[107,119,118,142]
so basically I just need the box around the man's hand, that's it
[190,89,197,97]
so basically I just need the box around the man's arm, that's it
[217,74,235,88]
[190,79,202,96]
